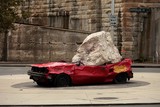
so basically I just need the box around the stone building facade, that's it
[0,0,160,63]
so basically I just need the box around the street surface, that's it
[0,67,160,106]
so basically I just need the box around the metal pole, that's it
[111,0,115,15]
[111,0,115,42]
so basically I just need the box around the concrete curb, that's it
[132,64,160,68]
[1,103,160,106]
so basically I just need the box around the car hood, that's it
[31,62,75,68]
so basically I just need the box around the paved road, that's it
[0,67,159,90]
[0,67,160,105]
[0,67,160,75]
[0,67,29,75]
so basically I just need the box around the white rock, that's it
[72,31,122,65]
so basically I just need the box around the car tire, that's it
[54,74,71,87]
[36,81,46,86]
[36,81,52,87]
[113,73,127,84]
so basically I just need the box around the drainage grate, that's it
[94,97,118,100]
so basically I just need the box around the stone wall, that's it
[21,0,123,32]
[21,0,103,32]
[3,24,90,62]
[121,0,160,61]
[0,33,4,60]
[1,0,160,62]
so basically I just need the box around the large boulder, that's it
[72,31,122,65]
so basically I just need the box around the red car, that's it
[28,58,133,87]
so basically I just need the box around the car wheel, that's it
[113,73,127,84]
[36,81,46,86]
[36,81,52,87]
[54,74,71,87]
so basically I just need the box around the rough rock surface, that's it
[72,31,122,65]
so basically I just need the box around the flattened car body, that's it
[28,58,133,87]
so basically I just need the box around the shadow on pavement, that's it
[11,80,150,90]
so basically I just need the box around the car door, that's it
[90,65,108,83]
[72,65,108,85]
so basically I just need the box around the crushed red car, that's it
[28,58,133,87]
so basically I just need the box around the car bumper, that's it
[27,70,45,77]
[27,70,53,81]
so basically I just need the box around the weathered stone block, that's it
[72,31,122,65]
